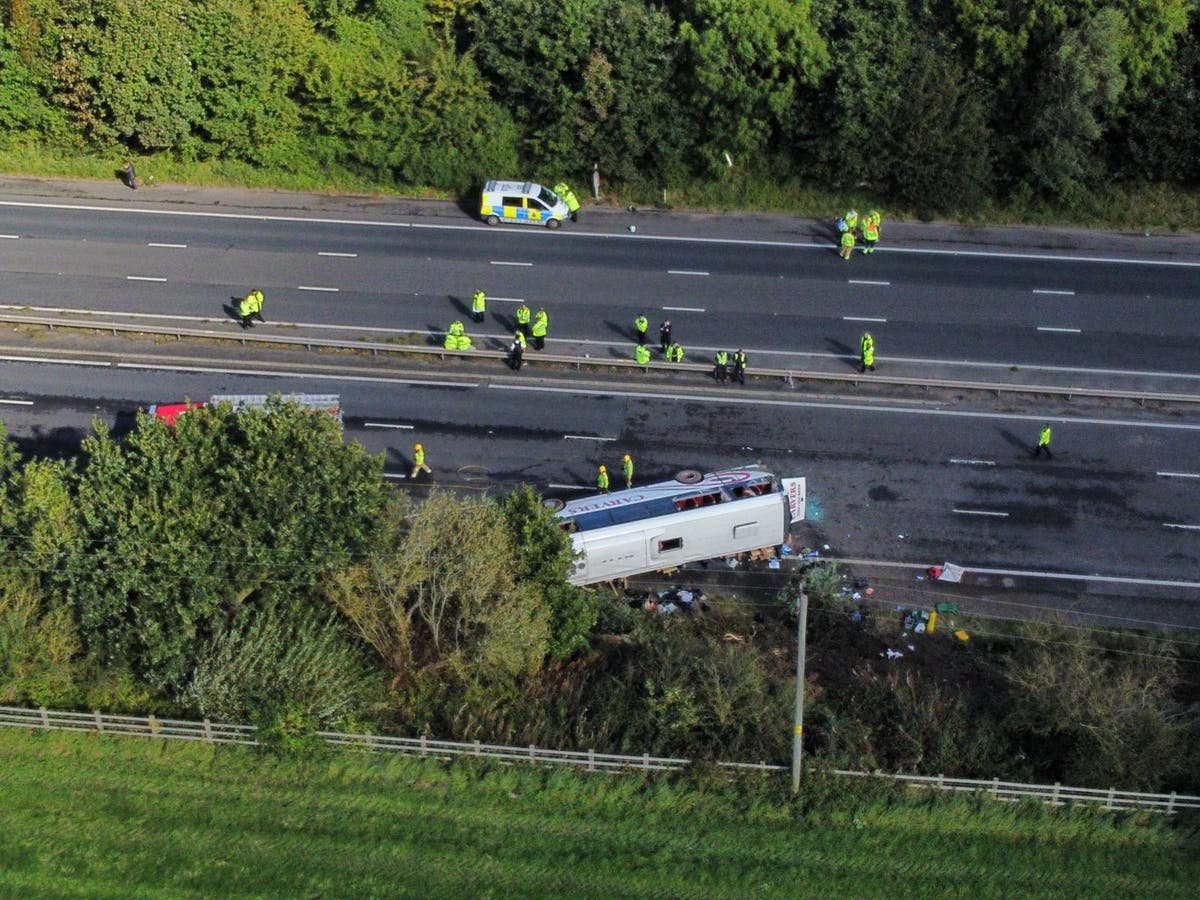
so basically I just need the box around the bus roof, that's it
[556,466,777,533]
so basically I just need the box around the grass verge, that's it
[2,139,1197,231]
[0,728,1196,898]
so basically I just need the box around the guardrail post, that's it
[39,707,49,730]
[1105,787,1115,810]
[588,749,595,772]
[203,719,213,743]
[420,735,427,757]
[94,710,104,733]
[937,774,945,790]
[992,777,1000,798]
[1052,782,1061,805]
[529,744,536,762]
[148,714,159,736]
[643,753,649,771]
[473,739,481,757]
[1168,792,1177,815]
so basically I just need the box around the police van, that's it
[480,180,570,229]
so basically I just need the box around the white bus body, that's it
[556,466,806,586]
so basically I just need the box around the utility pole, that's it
[791,589,808,793]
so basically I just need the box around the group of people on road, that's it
[838,208,881,260]
[712,348,748,384]
[596,454,635,493]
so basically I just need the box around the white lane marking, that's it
[0,234,19,239]
[0,355,110,368]
[663,306,705,312]
[115,362,475,388]
[1164,523,1200,531]
[668,269,709,276]
[489,296,526,303]
[831,557,1200,591]
[297,285,339,292]
[0,398,35,406]
[548,482,591,490]
[384,473,408,480]
[950,459,995,466]
[490,260,533,267]
[148,242,187,248]
[954,508,1009,517]
[365,422,413,430]
[1037,326,1082,333]
[843,316,887,323]
[2,197,1197,268]
[847,280,889,286]
[1159,471,1200,479]
[126,275,167,282]
[318,251,357,258]
[1033,289,1075,295]
[563,434,616,442]
[491,383,1200,432]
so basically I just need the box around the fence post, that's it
[588,748,595,772]
[473,739,481,757]
[94,710,104,733]
[529,744,536,762]
[1168,791,1177,815]
[1106,787,1115,810]
[39,707,49,730]
[420,735,427,757]
[643,752,650,771]
[1052,783,1061,806]
[992,777,1000,798]
[148,714,159,736]
[203,719,213,743]
[937,773,945,790]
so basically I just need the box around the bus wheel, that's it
[675,469,703,484]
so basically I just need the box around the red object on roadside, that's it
[147,402,203,425]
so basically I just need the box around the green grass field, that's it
[0,728,1195,898]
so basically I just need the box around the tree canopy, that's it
[1,0,1195,211]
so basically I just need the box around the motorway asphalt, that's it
[0,175,1198,627]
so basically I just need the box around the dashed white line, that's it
[1032,289,1075,296]
[1158,471,1200,479]
[126,275,167,282]
[365,422,414,430]
[489,296,526,304]
[843,316,887,323]
[297,285,339,292]
[147,242,187,248]
[0,234,19,240]
[847,280,890,286]
[563,434,616,442]
[950,459,996,466]
[548,482,591,490]
[1164,523,1200,531]
[0,398,34,406]
[953,508,1009,517]
[667,270,709,276]
[318,251,358,258]
[490,260,533,267]
[383,473,408,480]
[1036,326,1082,333]
[663,306,705,312]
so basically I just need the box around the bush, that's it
[184,603,382,729]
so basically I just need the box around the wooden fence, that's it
[3,705,1197,814]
